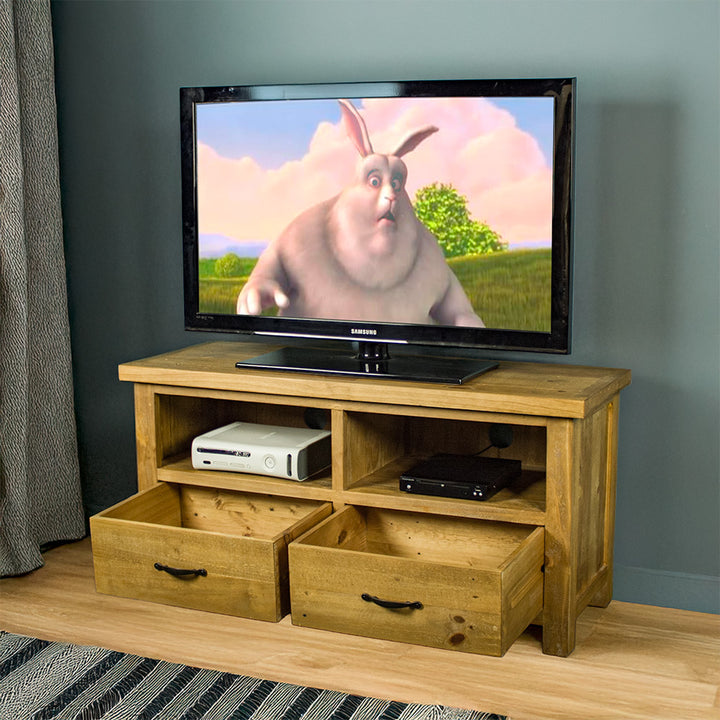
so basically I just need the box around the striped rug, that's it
[0,632,506,720]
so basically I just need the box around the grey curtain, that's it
[0,0,85,576]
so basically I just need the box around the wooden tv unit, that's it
[90,341,630,657]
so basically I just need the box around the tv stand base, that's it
[96,341,631,657]
[236,344,498,384]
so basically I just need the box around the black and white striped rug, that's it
[0,632,506,720]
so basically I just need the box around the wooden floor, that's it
[1,538,718,720]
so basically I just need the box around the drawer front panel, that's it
[289,506,544,656]
[291,546,507,655]
[92,517,281,621]
[90,484,333,623]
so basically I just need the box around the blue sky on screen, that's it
[196,96,554,168]
[197,99,341,168]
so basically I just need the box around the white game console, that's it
[191,421,331,481]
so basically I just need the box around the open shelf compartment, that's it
[336,409,548,523]
[147,389,334,500]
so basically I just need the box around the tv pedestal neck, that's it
[98,341,630,658]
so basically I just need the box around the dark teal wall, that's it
[51,0,719,613]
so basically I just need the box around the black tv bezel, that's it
[181,77,575,355]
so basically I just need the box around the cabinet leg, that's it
[589,571,613,608]
[541,567,577,657]
[543,418,579,657]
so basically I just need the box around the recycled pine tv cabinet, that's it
[91,341,631,658]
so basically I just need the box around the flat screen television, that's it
[181,78,575,383]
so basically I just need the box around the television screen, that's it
[182,79,575,381]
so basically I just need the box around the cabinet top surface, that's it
[118,342,631,419]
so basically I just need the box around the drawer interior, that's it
[299,505,540,570]
[102,482,329,541]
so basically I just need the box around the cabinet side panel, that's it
[575,405,610,606]
[590,395,620,608]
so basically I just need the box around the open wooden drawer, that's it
[289,506,544,656]
[90,483,332,622]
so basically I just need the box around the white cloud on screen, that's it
[197,97,552,255]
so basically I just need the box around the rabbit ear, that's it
[338,99,374,157]
[392,126,439,157]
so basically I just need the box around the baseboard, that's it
[613,564,720,614]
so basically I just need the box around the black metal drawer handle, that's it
[154,562,207,578]
[361,593,423,610]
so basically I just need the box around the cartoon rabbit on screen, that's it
[236,99,484,328]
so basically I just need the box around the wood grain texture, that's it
[289,507,544,656]
[133,383,160,491]
[541,417,578,656]
[91,484,332,622]
[1,539,718,720]
[118,342,631,419]
[156,456,334,501]
[114,343,633,658]
[592,395,620,608]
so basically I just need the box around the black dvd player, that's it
[399,453,521,501]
